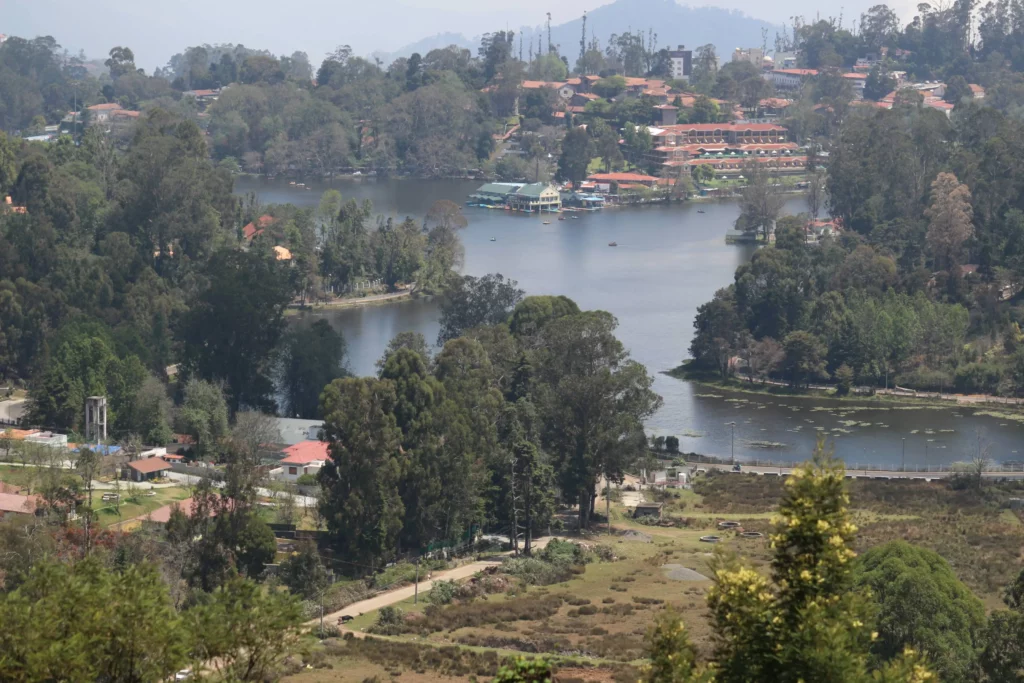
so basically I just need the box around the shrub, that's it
[409,595,565,633]
[369,606,405,635]
[954,362,1003,394]
[540,539,592,566]
[428,579,458,606]
[631,596,664,606]
[502,557,577,586]
[577,604,598,615]
[315,623,341,639]
[372,560,446,589]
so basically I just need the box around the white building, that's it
[668,45,691,81]
[732,47,764,68]
[764,68,818,91]
[269,440,329,483]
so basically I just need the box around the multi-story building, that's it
[641,122,800,175]
[764,68,818,91]
[732,47,765,68]
[668,45,692,81]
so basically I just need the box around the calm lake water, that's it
[237,176,1024,468]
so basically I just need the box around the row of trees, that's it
[316,277,661,565]
[694,93,1024,394]
[0,558,302,682]
[0,109,476,424]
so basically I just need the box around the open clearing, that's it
[282,471,1024,682]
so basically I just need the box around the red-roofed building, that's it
[969,84,986,99]
[0,491,39,518]
[127,457,172,482]
[87,102,125,124]
[650,122,788,147]
[242,214,275,241]
[272,440,330,482]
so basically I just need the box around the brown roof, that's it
[0,492,38,514]
[243,214,274,241]
[127,458,172,474]
[87,102,121,111]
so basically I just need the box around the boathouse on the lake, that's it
[508,183,561,213]
[469,182,524,206]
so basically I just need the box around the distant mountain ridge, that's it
[372,0,783,68]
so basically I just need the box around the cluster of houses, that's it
[26,88,224,143]
[762,66,984,119]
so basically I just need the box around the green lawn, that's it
[0,464,82,491]
[93,486,192,526]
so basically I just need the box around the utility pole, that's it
[580,11,587,73]
[546,12,552,54]
[414,558,420,604]
[727,422,736,464]
[319,586,325,634]
[901,438,906,472]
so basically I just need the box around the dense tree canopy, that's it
[855,541,985,682]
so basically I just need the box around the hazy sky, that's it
[9,0,918,71]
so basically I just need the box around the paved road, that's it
[696,463,1024,480]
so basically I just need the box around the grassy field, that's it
[279,469,1024,682]
[0,464,62,490]
[92,486,192,527]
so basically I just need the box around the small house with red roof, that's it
[242,214,275,241]
[126,457,172,482]
[0,491,40,519]
[270,440,330,482]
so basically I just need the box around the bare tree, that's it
[970,427,992,490]
[807,170,826,220]
[225,412,281,510]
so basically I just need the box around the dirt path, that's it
[313,535,564,631]
[315,561,502,628]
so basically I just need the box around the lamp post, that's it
[726,421,736,465]
[901,438,905,472]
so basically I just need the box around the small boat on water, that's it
[490,237,496,242]
[543,221,551,224]
[558,217,566,221]
[608,241,618,247]
[571,216,579,220]
[697,209,706,214]
[289,181,296,186]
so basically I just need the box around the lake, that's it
[236,176,1024,468]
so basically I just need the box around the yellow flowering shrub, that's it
[644,436,935,683]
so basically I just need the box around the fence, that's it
[679,453,1024,475]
